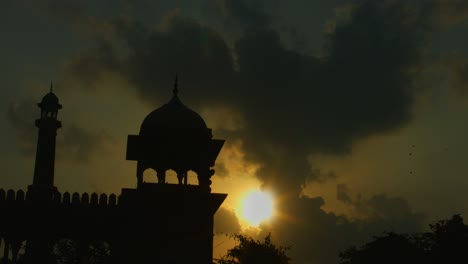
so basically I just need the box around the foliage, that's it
[53,239,111,264]
[339,232,424,264]
[216,233,290,264]
[340,214,468,264]
[422,214,468,263]
[54,239,79,264]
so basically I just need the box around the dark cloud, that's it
[62,1,433,193]
[6,99,37,156]
[264,194,423,264]
[112,15,235,106]
[337,183,352,204]
[214,207,241,234]
[57,125,117,163]
[27,0,126,25]
[439,52,468,96]
[60,40,123,92]
[54,4,433,262]
[363,194,424,232]
[221,0,273,29]
[307,166,338,183]
[271,196,358,264]
[336,189,425,233]
[232,1,427,191]
[424,0,468,27]
[7,1,454,263]
[214,162,229,178]
[7,99,116,163]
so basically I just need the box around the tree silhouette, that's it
[52,239,110,264]
[340,215,468,264]
[422,214,468,263]
[339,232,424,264]
[216,233,290,264]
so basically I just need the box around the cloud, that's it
[232,1,428,191]
[6,99,37,156]
[110,15,236,107]
[7,99,116,163]
[57,125,117,163]
[58,1,434,192]
[335,189,425,233]
[363,194,424,232]
[8,1,452,263]
[424,0,468,27]
[439,52,468,96]
[214,207,241,234]
[337,184,352,204]
[221,0,273,29]
[63,40,123,92]
[263,194,423,264]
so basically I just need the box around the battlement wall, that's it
[0,189,120,208]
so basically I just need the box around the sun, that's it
[239,190,274,226]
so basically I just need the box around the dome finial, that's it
[173,74,178,97]
[50,81,53,93]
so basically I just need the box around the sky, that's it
[2,0,468,263]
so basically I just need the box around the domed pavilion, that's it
[126,76,224,191]
[119,76,227,263]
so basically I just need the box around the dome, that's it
[139,95,208,137]
[126,77,226,191]
[38,91,62,111]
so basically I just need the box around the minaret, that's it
[30,83,62,198]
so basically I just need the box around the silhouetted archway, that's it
[166,169,178,184]
[187,171,198,185]
[143,168,157,183]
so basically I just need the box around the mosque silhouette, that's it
[0,78,226,263]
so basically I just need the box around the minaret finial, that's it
[173,74,178,97]
[50,81,53,93]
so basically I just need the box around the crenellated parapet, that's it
[0,188,123,255]
[58,191,119,207]
[0,189,120,208]
[0,188,121,263]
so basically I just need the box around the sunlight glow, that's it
[240,190,274,226]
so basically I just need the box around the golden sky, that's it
[2,1,468,263]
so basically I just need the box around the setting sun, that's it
[240,190,274,226]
